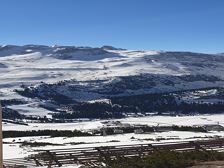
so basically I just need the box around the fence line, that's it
[4,138,224,167]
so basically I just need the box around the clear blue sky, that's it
[0,0,224,53]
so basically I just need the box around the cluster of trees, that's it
[111,92,224,114]
[172,126,206,132]
[21,141,59,147]
[15,86,74,104]
[53,102,123,119]
[3,130,92,138]
[1,99,24,106]
[52,92,224,119]
[2,108,24,119]
[13,81,224,119]
[106,150,224,168]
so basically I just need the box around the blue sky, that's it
[0,0,224,53]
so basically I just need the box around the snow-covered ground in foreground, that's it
[3,114,224,164]
[4,131,224,159]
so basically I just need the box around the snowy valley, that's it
[1,45,224,167]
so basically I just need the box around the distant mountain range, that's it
[1,45,224,119]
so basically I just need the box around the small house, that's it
[134,128,144,134]
[113,129,124,134]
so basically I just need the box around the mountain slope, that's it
[0,45,224,118]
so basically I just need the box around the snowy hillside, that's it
[1,45,224,117]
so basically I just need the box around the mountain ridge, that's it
[0,45,224,118]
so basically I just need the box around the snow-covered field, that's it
[3,114,224,131]
[3,114,224,163]
[4,130,224,159]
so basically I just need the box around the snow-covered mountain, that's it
[1,45,224,117]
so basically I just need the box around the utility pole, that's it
[0,103,3,168]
